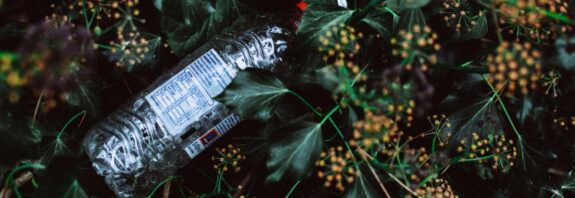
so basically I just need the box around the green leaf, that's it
[344,170,379,198]
[62,180,88,198]
[461,12,488,40]
[516,96,532,126]
[360,8,393,38]
[216,69,289,121]
[266,121,323,182]
[154,0,162,11]
[387,0,430,11]
[444,95,503,140]
[398,8,426,31]
[296,3,354,48]
[0,115,43,178]
[556,35,575,72]
[161,0,250,57]
[301,66,340,92]
[67,81,99,118]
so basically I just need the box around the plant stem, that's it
[145,176,181,198]
[482,74,527,169]
[4,163,45,198]
[284,180,301,198]
[56,111,86,139]
[320,106,340,125]
[288,91,322,116]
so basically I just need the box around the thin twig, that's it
[356,148,391,198]
[32,90,45,126]
[232,171,254,198]
[162,180,172,198]
[0,171,33,198]
[386,172,418,196]
[123,78,134,96]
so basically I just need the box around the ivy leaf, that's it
[266,121,323,182]
[360,8,393,38]
[216,69,289,121]
[398,8,426,31]
[0,115,42,175]
[439,80,504,145]
[516,96,533,127]
[556,35,575,72]
[160,0,250,57]
[67,81,99,118]
[443,95,503,142]
[301,66,340,92]
[33,156,88,198]
[461,12,488,40]
[154,0,162,11]
[344,169,379,198]
[296,2,354,48]
[387,0,430,11]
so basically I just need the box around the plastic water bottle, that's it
[83,15,295,197]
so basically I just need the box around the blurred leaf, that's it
[216,69,289,121]
[154,0,162,11]
[0,115,42,178]
[302,66,340,91]
[344,170,379,198]
[296,2,354,48]
[360,8,393,38]
[461,13,488,40]
[67,81,99,118]
[556,36,575,72]
[33,156,87,198]
[161,0,250,57]
[266,121,323,182]
[387,0,430,11]
[398,8,426,31]
[516,96,533,126]
[440,87,504,146]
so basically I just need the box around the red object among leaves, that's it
[297,1,307,11]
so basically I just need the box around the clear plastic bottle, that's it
[83,15,295,197]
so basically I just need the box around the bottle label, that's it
[145,49,239,140]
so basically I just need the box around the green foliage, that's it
[160,0,251,57]
[556,35,575,72]
[66,81,99,118]
[266,121,323,182]
[344,171,379,198]
[296,2,354,49]
[387,0,431,10]
[216,69,289,121]
[460,13,488,40]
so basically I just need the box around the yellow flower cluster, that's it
[350,111,403,150]
[413,178,459,198]
[495,0,571,40]
[441,0,484,32]
[316,146,357,192]
[428,114,452,145]
[318,23,365,79]
[456,133,518,172]
[108,30,155,68]
[391,25,441,72]
[211,144,246,173]
[553,116,575,130]
[487,41,542,97]
[1,53,22,103]
[51,0,142,31]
